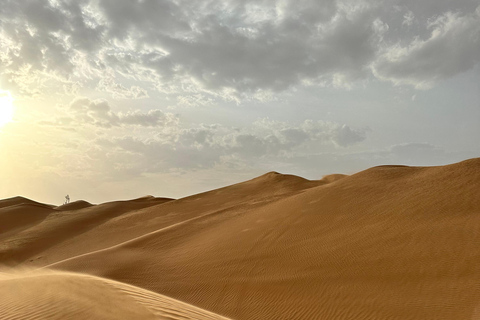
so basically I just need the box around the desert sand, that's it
[1,158,480,319]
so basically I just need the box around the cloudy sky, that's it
[0,0,479,205]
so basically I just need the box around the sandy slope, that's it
[0,196,55,210]
[1,173,318,267]
[0,196,174,266]
[0,203,53,238]
[1,158,480,319]
[0,270,229,320]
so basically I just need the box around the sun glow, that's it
[0,91,14,127]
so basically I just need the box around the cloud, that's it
[373,6,480,88]
[128,0,384,93]
[402,11,415,26]
[0,0,100,95]
[97,75,149,99]
[91,118,367,174]
[333,124,368,147]
[1,0,479,100]
[41,97,176,128]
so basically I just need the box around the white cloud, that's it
[97,75,149,99]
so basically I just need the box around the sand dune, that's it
[55,200,94,211]
[0,203,54,239]
[0,270,230,320]
[0,196,54,209]
[1,158,480,319]
[0,196,174,266]
[1,174,316,268]
[320,173,347,183]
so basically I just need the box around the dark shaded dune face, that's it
[0,204,54,238]
[49,158,480,320]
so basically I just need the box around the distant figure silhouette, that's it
[65,195,70,204]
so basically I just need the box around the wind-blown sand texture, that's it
[0,270,230,320]
[1,158,479,319]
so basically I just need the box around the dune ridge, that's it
[0,196,54,209]
[1,158,480,319]
[55,200,94,211]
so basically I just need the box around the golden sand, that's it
[1,158,479,319]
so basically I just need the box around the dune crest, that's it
[130,195,174,202]
[320,173,347,183]
[55,200,94,211]
[0,196,54,209]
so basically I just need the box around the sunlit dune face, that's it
[0,91,14,127]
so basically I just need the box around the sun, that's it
[0,91,14,127]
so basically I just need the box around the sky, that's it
[0,0,479,205]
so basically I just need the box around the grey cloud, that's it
[373,7,480,88]
[393,0,479,18]
[97,0,190,40]
[2,0,478,99]
[95,135,222,175]
[0,0,386,96]
[94,0,480,92]
[0,0,103,93]
[92,119,367,173]
[137,0,384,92]
[234,134,270,157]
[230,120,367,157]
[42,97,175,128]
[279,128,310,146]
[333,124,367,147]
[20,1,67,32]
